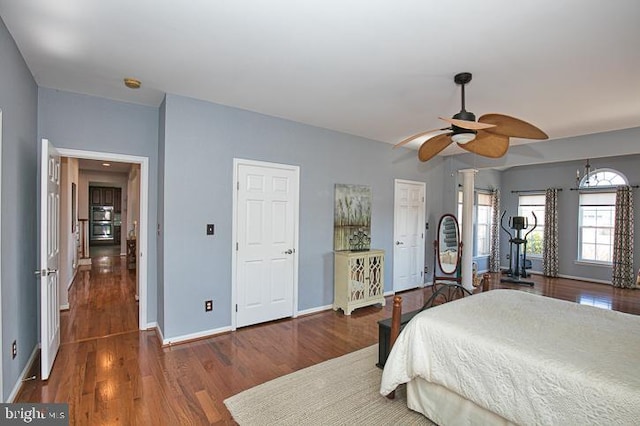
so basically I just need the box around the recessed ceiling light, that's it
[102,162,111,167]
[124,78,141,89]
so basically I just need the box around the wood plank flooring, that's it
[15,257,640,425]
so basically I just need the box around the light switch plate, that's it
[206,224,214,235]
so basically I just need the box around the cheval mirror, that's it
[433,214,462,287]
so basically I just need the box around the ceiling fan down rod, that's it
[454,72,472,112]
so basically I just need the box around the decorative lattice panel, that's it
[349,257,366,301]
[368,255,383,297]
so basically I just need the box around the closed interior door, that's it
[40,139,61,380]
[235,161,299,327]
[393,179,426,292]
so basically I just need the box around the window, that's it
[518,194,545,256]
[476,193,493,257]
[577,169,627,264]
[578,192,615,263]
[457,190,494,257]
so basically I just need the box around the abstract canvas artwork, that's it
[334,184,371,251]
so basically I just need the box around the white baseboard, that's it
[162,325,232,346]
[298,304,333,316]
[501,268,612,286]
[7,345,39,402]
[78,258,91,266]
[556,273,611,285]
[60,303,70,311]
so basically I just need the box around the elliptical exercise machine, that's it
[500,210,537,286]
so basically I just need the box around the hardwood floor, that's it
[15,260,640,425]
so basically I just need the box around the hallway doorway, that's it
[57,148,149,329]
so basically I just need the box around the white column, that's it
[458,169,477,291]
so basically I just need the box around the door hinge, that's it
[421,233,424,239]
[237,181,239,190]
[236,242,239,251]
[235,304,238,312]
[422,196,425,202]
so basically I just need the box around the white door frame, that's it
[393,179,426,292]
[57,148,150,329]
[0,109,3,399]
[231,158,300,330]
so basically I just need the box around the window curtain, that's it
[543,188,559,277]
[489,189,501,272]
[612,186,636,288]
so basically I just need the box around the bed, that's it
[380,289,640,425]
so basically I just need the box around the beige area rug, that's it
[224,345,434,425]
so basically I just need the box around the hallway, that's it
[61,254,138,344]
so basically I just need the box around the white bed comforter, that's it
[380,289,640,425]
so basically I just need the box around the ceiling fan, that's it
[394,72,548,162]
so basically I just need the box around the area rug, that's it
[224,345,434,425]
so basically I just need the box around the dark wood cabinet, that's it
[91,187,103,205]
[103,188,114,206]
[90,186,120,207]
[114,225,121,245]
[114,188,122,213]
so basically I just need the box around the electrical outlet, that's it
[205,300,213,312]
[12,340,17,359]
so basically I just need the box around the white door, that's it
[39,139,61,380]
[393,180,426,292]
[235,161,299,327]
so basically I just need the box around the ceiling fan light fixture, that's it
[451,132,476,144]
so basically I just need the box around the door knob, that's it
[283,249,293,254]
[395,241,404,245]
[35,268,58,276]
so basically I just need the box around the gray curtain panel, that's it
[543,188,559,277]
[489,190,501,273]
[612,186,635,288]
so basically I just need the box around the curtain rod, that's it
[511,188,563,194]
[569,185,640,191]
[457,184,495,192]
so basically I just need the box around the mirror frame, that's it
[436,213,461,277]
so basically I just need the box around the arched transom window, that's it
[579,168,628,188]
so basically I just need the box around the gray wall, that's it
[159,94,447,339]
[0,16,38,400]
[37,88,160,324]
[500,154,640,282]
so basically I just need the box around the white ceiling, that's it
[1,0,639,156]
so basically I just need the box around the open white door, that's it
[39,139,61,380]
[393,179,426,292]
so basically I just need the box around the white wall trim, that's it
[231,158,300,331]
[518,269,613,285]
[7,345,39,403]
[162,326,232,346]
[298,304,333,316]
[56,148,150,328]
[0,109,4,401]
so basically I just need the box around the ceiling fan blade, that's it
[459,131,509,158]
[478,114,548,140]
[438,117,496,130]
[393,127,448,149]
[418,133,454,162]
